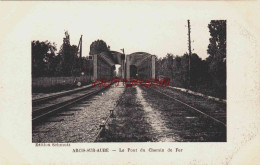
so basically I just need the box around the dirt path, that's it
[98,86,226,142]
[97,87,180,142]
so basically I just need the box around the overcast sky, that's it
[31,3,211,59]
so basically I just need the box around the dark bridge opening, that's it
[114,64,122,78]
[130,65,138,78]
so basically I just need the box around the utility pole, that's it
[77,35,83,73]
[80,35,82,59]
[120,48,125,54]
[80,35,82,73]
[187,20,192,89]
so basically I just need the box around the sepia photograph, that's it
[1,1,260,165]
[31,15,226,142]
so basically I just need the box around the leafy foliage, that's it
[31,40,57,77]
[155,20,226,98]
[89,39,109,55]
[207,20,226,97]
[207,20,226,60]
[32,39,92,77]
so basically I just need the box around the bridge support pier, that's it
[121,59,125,79]
[126,55,130,79]
[93,54,98,80]
[151,55,155,79]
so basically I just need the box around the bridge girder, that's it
[93,51,125,80]
[126,52,156,79]
[93,51,155,80]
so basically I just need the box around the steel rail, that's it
[149,87,226,127]
[32,84,94,106]
[93,114,111,142]
[93,95,122,142]
[32,87,107,124]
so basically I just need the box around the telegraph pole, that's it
[80,35,82,59]
[120,48,125,54]
[187,20,192,89]
[80,35,82,73]
[77,35,83,73]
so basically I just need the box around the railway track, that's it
[95,86,226,142]
[138,86,226,141]
[32,83,226,142]
[32,82,125,143]
[93,95,122,142]
[32,86,107,124]
[147,87,226,127]
[32,84,93,106]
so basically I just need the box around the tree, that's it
[207,20,226,61]
[190,53,208,88]
[207,20,226,98]
[70,45,80,75]
[89,40,109,55]
[180,53,190,88]
[31,40,57,77]
[57,31,81,76]
[32,31,90,77]
[82,57,93,76]
[155,52,208,89]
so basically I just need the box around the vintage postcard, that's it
[0,1,259,165]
